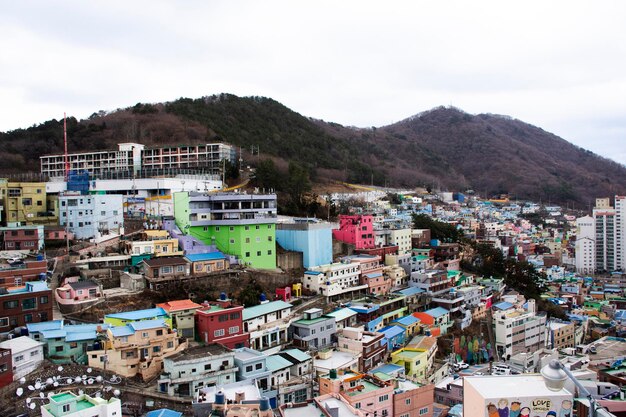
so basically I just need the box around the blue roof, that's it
[393,315,419,327]
[243,301,293,321]
[368,363,403,375]
[304,270,323,275]
[66,331,97,342]
[129,319,168,331]
[27,320,63,333]
[106,307,167,321]
[425,307,449,318]
[493,301,514,311]
[65,323,107,333]
[365,272,383,279]
[41,330,66,339]
[378,325,405,339]
[395,287,425,297]
[185,252,226,262]
[265,355,293,372]
[146,410,183,417]
[110,326,135,337]
[349,304,380,314]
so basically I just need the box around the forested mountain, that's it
[1,94,625,205]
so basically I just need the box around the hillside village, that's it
[0,142,626,417]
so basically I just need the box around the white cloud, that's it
[1,0,625,163]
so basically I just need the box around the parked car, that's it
[454,361,469,370]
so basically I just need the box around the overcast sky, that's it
[1,1,625,164]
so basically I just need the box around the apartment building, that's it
[333,215,375,250]
[0,180,57,225]
[156,299,203,339]
[546,320,576,350]
[319,371,394,417]
[0,281,52,329]
[493,299,546,359]
[275,218,334,268]
[289,308,336,350]
[58,193,123,240]
[0,336,44,380]
[174,192,277,269]
[0,225,44,251]
[303,261,368,300]
[337,326,387,372]
[40,142,235,178]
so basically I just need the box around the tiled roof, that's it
[157,299,203,312]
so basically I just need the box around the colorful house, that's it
[195,296,248,349]
[319,370,394,417]
[332,214,375,249]
[156,299,203,339]
[185,252,229,275]
[378,325,407,352]
[391,315,421,337]
[390,348,430,381]
[413,307,451,335]
[26,321,108,365]
[173,191,278,269]
[42,391,121,417]
[0,281,52,330]
[88,319,186,381]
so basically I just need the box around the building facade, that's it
[174,192,277,269]
[58,193,124,240]
[275,219,334,268]
[0,281,52,330]
[333,215,375,250]
[195,297,249,349]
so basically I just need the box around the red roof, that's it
[156,299,203,312]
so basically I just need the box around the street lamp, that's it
[540,359,614,417]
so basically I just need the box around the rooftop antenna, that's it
[64,112,69,181]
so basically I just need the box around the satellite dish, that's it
[19,377,26,384]
[46,378,53,385]
[28,385,35,391]
[26,398,31,404]
[88,378,94,385]
[82,375,87,380]
[87,368,92,373]
[39,392,45,398]
[34,381,41,390]
[113,389,121,397]
[95,376,103,383]
[74,377,82,383]
[29,403,36,410]
[53,382,59,387]
[58,366,64,372]
[16,387,23,396]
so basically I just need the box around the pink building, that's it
[393,381,435,417]
[342,254,390,295]
[319,371,394,417]
[333,215,375,250]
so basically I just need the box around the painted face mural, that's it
[488,403,499,417]
[498,399,509,417]
[559,400,572,417]
[519,407,531,417]
[509,401,521,417]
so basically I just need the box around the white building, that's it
[0,336,44,380]
[303,261,368,299]
[40,142,235,178]
[575,215,595,274]
[464,375,572,417]
[59,193,124,241]
[42,391,121,417]
[493,299,547,360]
[594,200,617,272]
[616,195,626,271]
[242,301,293,354]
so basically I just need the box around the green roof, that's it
[266,355,293,372]
[294,316,330,325]
[242,301,293,321]
[281,349,312,363]
[345,380,383,396]
[325,308,357,322]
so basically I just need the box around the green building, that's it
[174,191,277,269]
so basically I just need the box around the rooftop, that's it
[156,299,203,312]
[266,354,293,372]
[166,343,231,362]
[325,307,358,322]
[424,307,448,318]
[242,300,292,321]
[464,374,571,397]
[185,252,226,262]
[143,257,189,267]
[68,280,99,290]
[0,335,43,353]
[105,307,167,321]
[278,349,312,364]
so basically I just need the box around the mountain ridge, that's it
[1,94,624,206]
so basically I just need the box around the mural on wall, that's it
[454,335,493,364]
[485,398,572,417]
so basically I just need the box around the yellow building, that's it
[391,348,429,381]
[88,319,186,381]
[548,321,576,350]
[0,180,57,225]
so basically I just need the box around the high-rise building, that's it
[575,215,595,274]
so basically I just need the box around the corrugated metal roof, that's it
[266,355,293,371]
[129,319,168,331]
[325,307,357,322]
[424,307,449,318]
[106,307,167,321]
[26,320,64,333]
[242,301,292,321]
[279,349,311,363]
[185,252,226,262]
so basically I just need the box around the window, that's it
[15,355,24,362]
[382,411,388,417]
[22,298,36,310]
[268,250,272,255]
[218,314,229,322]
[161,266,173,274]
[229,239,235,244]
[245,252,250,257]
[230,312,240,320]
[113,210,118,216]
[167,341,174,349]
[55,346,64,352]
[378,394,389,402]
[405,399,411,405]
[268,225,272,229]
[245,226,250,231]
[204,364,212,371]
[153,346,161,353]
[142,332,149,338]
[176,265,184,272]
[229,226,234,231]
[354,403,361,409]
[419,407,429,415]
[62,404,70,413]
[268,236,272,242]
[256,237,260,243]
[229,326,239,334]
[39,296,49,304]
[255,363,263,370]
[215,226,220,232]
[3,301,18,309]
[256,225,260,230]
[22,198,32,206]
[257,251,261,256]
[214,329,225,337]
[0,318,8,327]
[400,414,409,417]
[101,211,106,216]
[245,238,250,243]
[156,329,163,336]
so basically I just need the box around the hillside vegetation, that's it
[1,94,625,206]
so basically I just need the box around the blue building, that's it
[275,219,333,268]
[26,321,109,364]
[378,325,407,351]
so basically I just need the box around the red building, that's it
[0,259,47,289]
[0,226,42,251]
[0,348,12,388]
[332,214,375,249]
[195,295,249,349]
[0,281,52,330]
